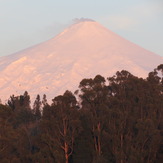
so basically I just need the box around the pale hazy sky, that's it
[0,0,163,57]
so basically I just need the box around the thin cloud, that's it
[132,2,163,18]
[105,15,138,30]
[102,1,163,31]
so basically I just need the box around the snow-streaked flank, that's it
[0,21,162,103]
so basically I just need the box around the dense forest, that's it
[0,64,163,163]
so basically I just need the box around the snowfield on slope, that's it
[0,20,162,103]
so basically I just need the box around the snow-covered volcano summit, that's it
[0,20,162,102]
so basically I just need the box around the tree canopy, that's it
[0,64,163,163]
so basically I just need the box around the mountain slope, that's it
[0,20,162,102]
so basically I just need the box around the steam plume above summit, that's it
[73,18,95,23]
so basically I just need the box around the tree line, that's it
[0,64,163,163]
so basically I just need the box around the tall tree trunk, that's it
[63,119,69,163]
[120,134,123,163]
[65,142,69,163]
[97,122,101,156]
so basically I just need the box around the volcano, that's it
[0,20,162,102]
